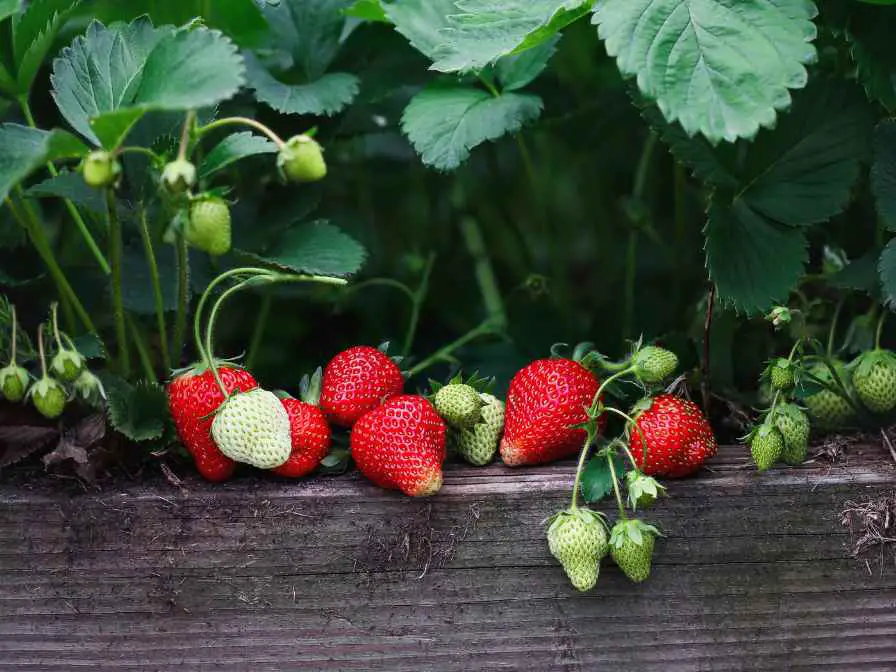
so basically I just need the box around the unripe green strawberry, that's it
[804,361,854,431]
[161,159,197,194]
[609,519,659,583]
[278,135,327,183]
[547,507,609,591]
[625,471,665,510]
[749,423,783,471]
[479,393,505,433]
[632,346,678,384]
[187,197,231,256]
[773,403,810,466]
[28,376,67,419]
[81,150,120,188]
[852,349,896,414]
[50,348,85,383]
[769,358,795,391]
[452,394,505,466]
[434,383,482,429]
[211,388,292,469]
[0,364,30,402]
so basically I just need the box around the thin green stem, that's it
[8,304,18,365]
[137,207,170,372]
[19,98,111,275]
[128,316,157,383]
[51,302,64,350]
[605,406,649,469]
[589,366,636,415]
[172,234,190,367]
[195,116,285,148]
[827,297,845,358]
[570,431,596,509]
[623,132,657,342]
[37,323,48,378]
[406,320,497,378]
[460,217,507,331]
[117,146,162,162]
[607,449,628,520]
[786,338,804,363]
[106,189,129,376]
[245,293,272,371]
[404,253,435,356]
[178,111,197,161]
[9,192,95,333]
[346,278,415,302]
[875,310,888,350]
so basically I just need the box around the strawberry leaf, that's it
[872,120,896,231]
[594,0,817,144]
[243,220,367,278]
[581,451,626,503]
[878,238,896,309]
[199,131,278,179]
[101,373,169,442]
[0,123,88,202]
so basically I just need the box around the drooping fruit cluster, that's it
[1,303,104,419]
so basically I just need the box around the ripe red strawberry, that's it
[167,365,257,481]
[499,358,606,466]
[272,398,332,478]
[350,395,446,496]
[319,345,404,427]
[628,394,717,478]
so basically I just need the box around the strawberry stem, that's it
[37,323,48,379]
[569,429,596,509]
[876,311,887,350]
[826,297,845,358]
[195,116,286,149]
[406,318,499,378]
[604,405,649,470]
[607,448,628,520]
[106,188,130,377]
[8,304,17,365]
[50,302,64,352]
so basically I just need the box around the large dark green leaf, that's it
[879,238,896,308]
[119,243,178,314]
[26,169,105,213]
[0,123,88,201]
[594,0,818,143]
[401,86,542,171]
[245,54,359,117]
[12,0,80,93]
[384,0,454,62]
[246,220,366,278]
[872,120,896,231]
[51,18,245,148]
[200,131,278,179]
[492,36,558,92]
[705,197,808,314]
[736,81,872,227]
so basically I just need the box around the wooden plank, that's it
[1,445,895,670]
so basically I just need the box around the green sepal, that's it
[299,367,323,406]
[609,518,662,549]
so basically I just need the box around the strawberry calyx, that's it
[168,356,247,381]
[298,367,323,406]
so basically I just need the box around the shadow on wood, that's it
[2,445,896,671]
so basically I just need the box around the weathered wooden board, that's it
[2,444,896,671]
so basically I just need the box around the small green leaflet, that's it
[872,120,896,231]
[344,0,387,22]
[0,124,88,202]
[0,0,22,22]
[594,0,818,144]
[245,54,360,117]
[581,452,626,503]
[101,373,169,442]
[200,131,279,179]
[401,86,542,171]
[879,238,896,309]
[27,170,105,213]
[492,36,558,92]
[51,18,245,148]
[431,0,589,72]
[704,198,808,314]
[12,0,81,94]
[244,220,367,278]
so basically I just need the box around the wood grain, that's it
[2,444,895,671]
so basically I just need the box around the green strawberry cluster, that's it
[431,373,506,467]
[1,303,105,419]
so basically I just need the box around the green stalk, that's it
[826,297,845,358]
[405,319,497,378]
[137,207,170,372]
[623,132,657,342]
[128,316,157,383]
[875,310,887,350]
[106,189,129,376]
[569,430,596,509]
[605,406,650,468]
[8,192,95,333]
[460,217,507,331]
[404,253,435,357]
[172,233,190,366]
[607,448,628,520]
[195,116,285,148]
[245,292,272,370]
[19,98,110,275]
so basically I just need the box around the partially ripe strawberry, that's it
[500,358,605,467]
[187,197,231,256]
[628,394,717,478]
[167,365,257,482]
[350,395,446,496]
[212,388,292,469]
[319,345,404,427]
[272,398,332,478]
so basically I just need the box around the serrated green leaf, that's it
[51,18,244,148]
[872,120,896,231]
[345,0,387,22]
[70,332,105,359]
[263,0,353,77]
[594,0,818,144]
[245,54,360,117]
[119,243,178,314]
[13,0,81,94]
[401,86,542,171]
[102,373,168,442]
[737,81,872,227]
[705,198,808,314]
[581,452,625,503]
[879,238,896,308]
[0,0,22,22]
[431,0,588,72]
[200,131,278,179]
[493,35,557,92]
[384,0,455,62]
[26,169,105,213]
[0,60,17,95]
[829,251,881,295]
[245,220,366,278]
[0,123,88,201]
[846,11,896,112]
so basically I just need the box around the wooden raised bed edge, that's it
[2,444,896,671]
